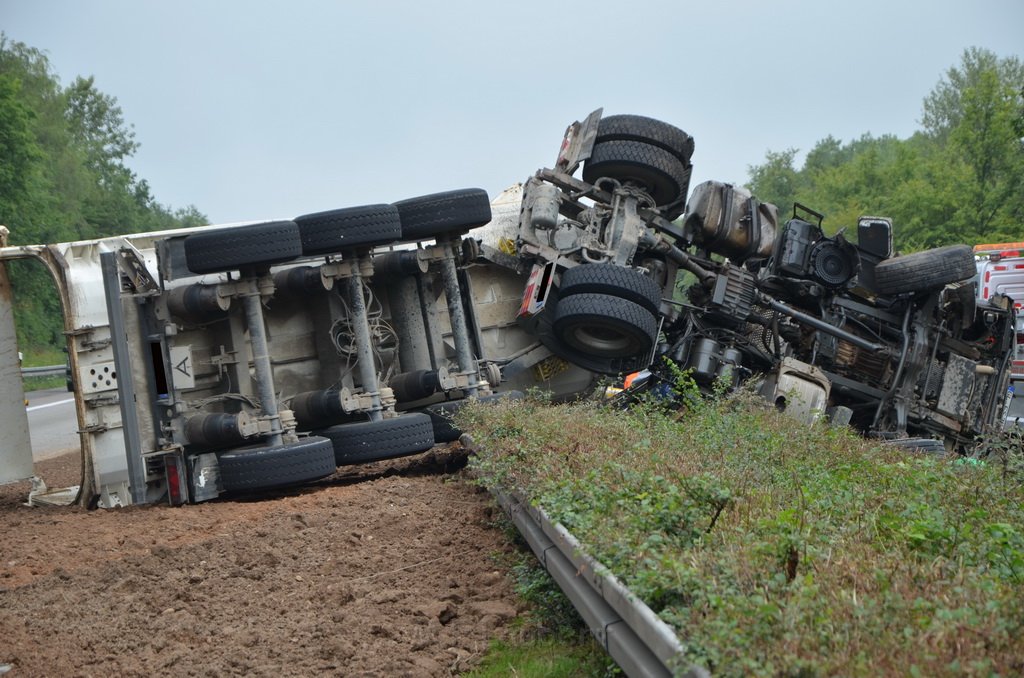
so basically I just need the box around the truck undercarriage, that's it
[1,110,1016,506]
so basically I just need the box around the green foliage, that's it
[0,73,40,213]
[747,148,801,220]
[921,47,1024,142]
[748,48,1024,250]
[509,556,589,639]
[489,510,589,641]
[459,393,1024,676]
[973,424,1024,486]
[0,34,207,353]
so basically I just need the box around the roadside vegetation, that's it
[22,374,66,392]
[459,386,1024,677]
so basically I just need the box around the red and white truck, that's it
[975,242,1024,428]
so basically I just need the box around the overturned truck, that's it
[518,111,1016,447]
[0,110,1016,507]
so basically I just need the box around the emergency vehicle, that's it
[975,242,1024,428]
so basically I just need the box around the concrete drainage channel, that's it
[475,447,709,678]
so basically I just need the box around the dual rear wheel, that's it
[582,114,694,219]
[547,264,662,375]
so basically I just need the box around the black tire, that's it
[393,188,492,240]
[217,437,336,492]
[294,204,402,255]
[424,391,525,443]
[582,140,691,207]
[595,114,694,164]
[184,221,302,274]
[559,264,663,314]
[317,413,435,465]
[873,245,976,295]
[552,293,657,359]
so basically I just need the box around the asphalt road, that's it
[25,387,79,461]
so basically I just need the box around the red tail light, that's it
[165,454,185,505]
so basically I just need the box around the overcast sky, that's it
[3,0,1023,225]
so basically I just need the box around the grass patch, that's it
[19,346,66,367]
[467,638,612,678]
[459,390,1024,677]
[23,374,67,392]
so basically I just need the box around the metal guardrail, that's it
[487,481,710,678]
[21,364,65,377]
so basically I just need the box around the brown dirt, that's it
[0,447,524,677]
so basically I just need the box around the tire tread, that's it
[184,221,302,274]
[552,293,657,358]
[393,188,492,240]
[596,114,694,163]
[217,437,336,492]
[560,263,663,313]
[318,414,435,465]
[873,245,976,294]
[294,204,402,254]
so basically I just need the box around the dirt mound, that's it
[0,449,521,676]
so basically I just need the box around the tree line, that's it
[747,48,1024,250]
[0,35,207,356]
